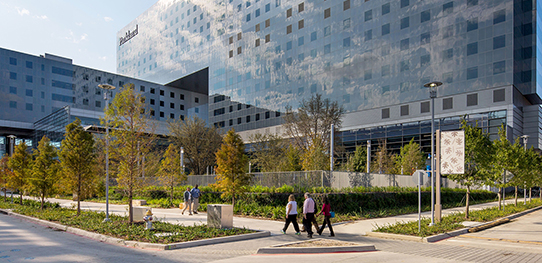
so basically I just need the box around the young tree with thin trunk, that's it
[446,120,492,218]
[7,142,32,204]
[215,129,250,206]
[301,138,328,171]
[169,116,222,175]
[371,140,395,174]
[0,155,13,202]
[346,145,367,172]
[107,83,155,224]
[249,133,286,172]
[59,118,96,216]
[395,139,425,175]
[29,136,60,210]
[157,144,185,206]
[488,126,519,210]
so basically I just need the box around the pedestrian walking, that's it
[316,196,334,237]
[302,192,316,238]
[182,187,192,215]
[191,184,200,214]
[281,194,301,235]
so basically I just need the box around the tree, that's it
[0,155,13,202]
[214,129,250,206]
[346,145,367,172]
[487,126,519,210]
[281,145,302,171]
[371,140,395,174]
[446,120,493,218]
[7,142,32,204]
[395,138,425,175]
[301,138,328,171]
[107,83,155,224]
[157,144,185,206]
[59,118,96,216]
[169,116,222,175]
[284,94,345,154]
[249,133,286,172]
[29,136,60,210]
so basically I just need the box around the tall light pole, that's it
[180,146,184,174]
[521,135,529,205]
[7,135,16,203]
[98,84,116,222]
[330,123,334,172]
[424,81,442,226]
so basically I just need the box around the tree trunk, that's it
[529,187,532,202]
[19,190,23,205]
[77,175,81,216]
[170,185,173,208]
[3,188,6,202]
[41,194,44,210]
[497,189,502,210]
[515,186,518,206]
[465,186,470,219]
[129,184,133,224]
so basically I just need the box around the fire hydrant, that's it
[143,209,154,230]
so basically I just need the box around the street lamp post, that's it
[424,81,442,226]
[180,147,184,175]
[98,84,116,222]
[7,135,16,203]
[521,135,529,205]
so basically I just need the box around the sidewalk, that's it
[38,196,520,237]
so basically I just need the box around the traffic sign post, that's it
[413,170,426,233]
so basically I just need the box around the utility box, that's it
[132,206,147,222]
[207,204,233,229]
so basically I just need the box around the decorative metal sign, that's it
[440,130,465,174]
[119,25,138,47]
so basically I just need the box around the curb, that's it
[0,208,270,250]
[367,205,542,243]
[256,239,376,254]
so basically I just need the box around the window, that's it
[9,86,16,94]
[170,92,175,98]
[467,93,478,106]
[246,14,251,22]
[381,65,390,76]
[467,43,478,56]
[299,2,304,12]
[237,117,242,124]
[382,23,390,35]
[256,113,260,121]
[10,72,17,80]
[401,0,409,8]
[26,61,33,69]
[229,119,233,126]
[400,38,409,50]
[443,25,454,38]
[170,102,175,109]
[287,41,292,50]
[421,54,431,67]
[195,97,199,103]
[10,101,17,109]
[311,31,317,41]
[421,101,430,113]
[265,3,270,12]
[265,19,270,28]
[160,101,164,106]
[364,70,372,80]
[150,88,155,94]
[286,25,292,34]
[238,46,242,54]
[344,0,350,10]
[96,101,102,108]
[467,66,478,80]
[150,99,155,105]
[160,90,165,96]
[494,89,505,102]
[256,8,260,17]
[400,60,409,72]
[365,10,372,21]
[442,48,453,62]
[382,85,390,94]
[324,8,330,19]
[401,17,409,29]
[287,8,292,18]
[343,18,351,29]
[343,37,350,47]
[255,24,260,32]
[229,50,234,58]
[246,115,251,123]
[26,75,33,83]
[255,39,260,47]
[275,45,281,53]
[467,0,478,7]
[443,72,453,83]
[401,105,409,116]
[493,35,505,49]
[180,105,184,110]
[494,9,505,24]
[382,3,390,15]
[324,26,331,36]
[298,19,304,29]
[324,44,331,54]
[160,112,164,118]
[9,57,17,65]
[421,10,430,23]
[442,98,453,110]
[26,89,33,97]
[420,32,430,44]
[140,86,146,92]
[180,94,184,100]
[467,18,478,31]
[365,30,372,41]
[443,2,453,15]
[382,108,390,119]
[493,61,505,74]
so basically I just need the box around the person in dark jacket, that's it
[182,187,192,215]
[316,196,334,237]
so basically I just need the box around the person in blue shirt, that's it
[190,184,200,214]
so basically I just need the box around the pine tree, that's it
[59,118,96,215]
[7,142,32,204]
[395,138,425,175]
[346,145,367,172]
[157,144,185,206]
[214,129,250,206]
[29,136,60,210]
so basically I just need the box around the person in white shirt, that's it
[281,194,301,235]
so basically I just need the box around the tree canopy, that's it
[157,144,185,206]
[7,142,32,204]
[29,136,60,210]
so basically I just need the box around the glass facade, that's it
[114,0,540,152]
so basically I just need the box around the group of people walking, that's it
[281,192,335,238]
[181,185,200,215]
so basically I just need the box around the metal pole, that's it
[418,171,421,233]
[521,135,529,205]
[180,147,184,174]
[367,140,371,173]
[7,135,16,204]
[104,94,110,222]
[430,94,435,226]
[330,124,334,172]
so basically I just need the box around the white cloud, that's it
[64,31,89,44]
[104,17,113,22]
[76,22,83,26]
[98,56,107,61]
[34,15,48,20]
[16,7,29,16]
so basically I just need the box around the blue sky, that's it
[0,0,157,73]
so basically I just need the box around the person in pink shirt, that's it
[316,196,334,237]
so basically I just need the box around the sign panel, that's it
[440,130,465,174]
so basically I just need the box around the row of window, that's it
[213,111,281,128]
[382,89,506,119]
